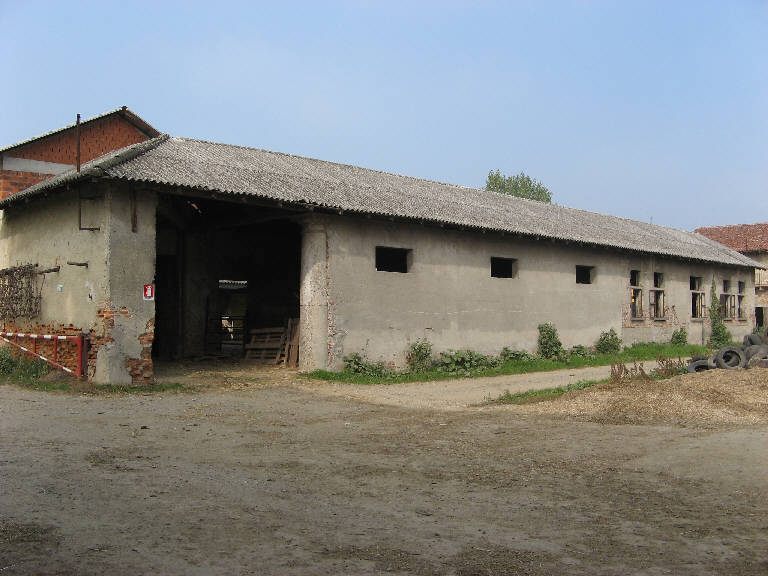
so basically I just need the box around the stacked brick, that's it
[1,322,84,374]
[3,307,155,383]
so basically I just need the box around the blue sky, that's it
[2,1,766,230]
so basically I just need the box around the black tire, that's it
[745,334,764,347]
[715,346,746,369]
[688,359,710,373]
[690,354,709,362]
[747,348,768,368]
[745,345,768,360]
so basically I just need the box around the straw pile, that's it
[517,367,768,427]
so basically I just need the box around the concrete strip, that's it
[2,155,74,175]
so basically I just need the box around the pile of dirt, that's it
[516,367,768,427]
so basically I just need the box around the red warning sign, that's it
[143,284,155,301]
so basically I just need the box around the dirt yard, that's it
[1,365,767,575]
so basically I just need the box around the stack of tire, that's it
[688,333,768,373]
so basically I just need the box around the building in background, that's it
[695,223,768,329]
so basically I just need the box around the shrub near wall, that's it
[537,323,565,360]
[595,329,621,354]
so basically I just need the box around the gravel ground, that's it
[1,364,767,575]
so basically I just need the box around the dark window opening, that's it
[690,276,702,291]
[630,270,640,286]
[376,246,411,273]
[738,295,745,319]
[723,279,731,294]
[654,272,663,288]
[491,257,517,279]
[576,265,594,284]
[738,281,745,294]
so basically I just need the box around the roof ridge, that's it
[170,136,518,196]
[0,106,160,155]
[168,138,718,235]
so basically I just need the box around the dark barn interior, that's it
[153,194,301,361]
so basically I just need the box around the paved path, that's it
[300,364,633,410]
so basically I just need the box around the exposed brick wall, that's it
[2,303,155,384]
[93,302,155,383]
[128,318,155,383]
[1,115,151,200]
[0,170,52,199]
[1,321,84,375]
[10,115,148,165]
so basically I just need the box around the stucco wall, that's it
[318,216,755,369]
[97,184,157,384]
[0,184,157,384]
[0,188,108,329]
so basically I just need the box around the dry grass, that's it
[514,367,768,427]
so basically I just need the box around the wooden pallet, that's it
[280,318,300,367]
[245,326,286,362]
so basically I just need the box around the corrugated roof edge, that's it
[0,106,161,155]
[0,134,170,208]
[0,133,763,270]
[119,137,763,270]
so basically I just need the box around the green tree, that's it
[708,278,731,348]
[486,170,552,203]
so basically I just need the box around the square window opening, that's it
[690,276,702,291]
[576,265,594,285]
[738,281,745,294]
[376,246,411,273]
[490,257,518,279]
[654,272,664,288]
[630,269,640,286]
[723,279,731,294]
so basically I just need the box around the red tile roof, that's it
[695,223,768,253]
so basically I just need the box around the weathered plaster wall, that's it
[0,184,157,384]
[317,216,755,370]
[0,188,108,330]
[299,217,329,371]
[96,184,157,384]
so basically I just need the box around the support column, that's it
[299,216,329,371]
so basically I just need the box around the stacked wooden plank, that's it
[281,318,300,367]
[244,318,300,366]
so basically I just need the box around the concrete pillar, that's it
[299,217,329,371]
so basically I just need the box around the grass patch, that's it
[88,382,187,395]
[0,346,58,389]
[486,378,607,405]
[305,342,708,385]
